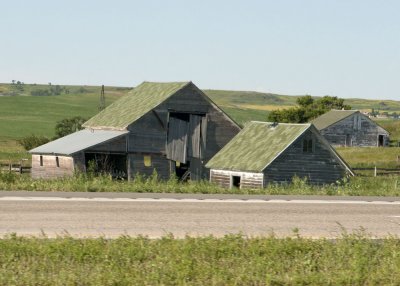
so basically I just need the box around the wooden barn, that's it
[30,81,241,180]
[206,121,354,189]
[311,110,389,147]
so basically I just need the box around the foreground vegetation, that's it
[1,232,400,285]
[1,171,400,196]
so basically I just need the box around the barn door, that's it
[188,114,202,158]
[166,113,206,164]
[166,116,189,163]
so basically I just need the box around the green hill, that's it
[0,82,399,162]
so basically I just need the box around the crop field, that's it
[1,233,400,285]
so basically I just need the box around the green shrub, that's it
[17,135,50,151]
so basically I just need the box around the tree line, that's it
[267,95,351,123]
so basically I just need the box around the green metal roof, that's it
[206,121,310,172]
[83,81,190,129]
[311,110,358,130]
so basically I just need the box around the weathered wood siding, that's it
[126,83,240,180]
[321,113,389,147]
[31,154,74,179]
[210,169,264,189]
[72,152,86,173]
[264,130,347,185]
[85,136,126,153]
[128,153,170,180]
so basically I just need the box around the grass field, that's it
[336,147,400,169]
[1,233,400,285]
[1,82,400,168]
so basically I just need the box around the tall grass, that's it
[336,147,400,168]
[0,232,400,285]
[1,171,400,196]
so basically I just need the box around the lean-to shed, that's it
[30,81,241,180]
[206,121,353,189]
[311,110,389,147]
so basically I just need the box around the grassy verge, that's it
[1,233,400,285]
[1,172,400,196]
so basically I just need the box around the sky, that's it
[1,0,399,100]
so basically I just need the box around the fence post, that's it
[374,166,377,177]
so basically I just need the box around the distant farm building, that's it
[311,110,389,147]
[206,121,353,189]
[30,82,241,180]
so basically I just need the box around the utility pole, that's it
[99,85,105,111]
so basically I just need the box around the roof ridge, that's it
[83,81,191,129]
[206,121,310,172]
[250,121,312,126]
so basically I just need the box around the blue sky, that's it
[1,0,399,100]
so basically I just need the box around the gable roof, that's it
[83,81,191,130]
[311,110,358,130]
[29,129,128,155]
[206,121,311,172]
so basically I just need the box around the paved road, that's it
[1,191,400,238]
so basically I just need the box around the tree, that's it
[296,95,314,107]
[18,135,50,150]
[54,116,87,139]
[267,95,351,123]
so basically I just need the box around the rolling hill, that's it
[0,82,399,160]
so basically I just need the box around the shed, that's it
[311,110,389,147]
[30,81,241,180]
[206,121,353,189]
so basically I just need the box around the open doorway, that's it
[175,161,190,181]
[378,135,384,147]
[345,134,352,147]
[232,175,241,189]
[85,153,127,179]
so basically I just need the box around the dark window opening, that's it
[56,156,59,167]
[169,112,190,122]
[232,176,241,188]
[302,139,313,153]
[378,135,384,147]
[40,155,43,166]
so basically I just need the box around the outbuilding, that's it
[311,110,389,147]
[206,121,353,189]
[30,81,241,180]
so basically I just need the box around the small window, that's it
[40,155,43,166]
[232,175,241,188]
[144,155,152,167]
[56,156,60,167]
[303,139,313,153]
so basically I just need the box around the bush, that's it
[54,116,87,139]
[18,135,50,150]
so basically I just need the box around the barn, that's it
[206,121,354,189]
[29,81,241,180]
[311,110,389,147]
